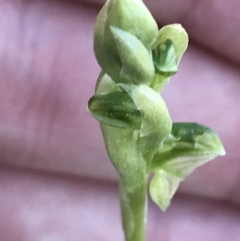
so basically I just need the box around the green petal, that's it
[118,83,172,163]
[149,170,179,211]
[151,122,225,177]
[88,91,142,129]
[107,0,158,50]
[94,1,122,83]
[110,26,155,85]
[152,39,178,76]
[149,122,225,211]
[152,24,189,64]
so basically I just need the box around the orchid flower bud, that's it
[94,0,158,84]
[150,24,189,92]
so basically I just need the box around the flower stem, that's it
[119,177,148,241]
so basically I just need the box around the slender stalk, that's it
[119,177,148,241]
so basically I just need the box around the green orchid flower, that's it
[88,1,225,241]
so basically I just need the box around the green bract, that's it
[88,1,225,241]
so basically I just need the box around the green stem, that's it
[119,177,148,241]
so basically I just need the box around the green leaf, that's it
[88,91,142,130]
[110,26,155,85]
[149,122,225,211]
